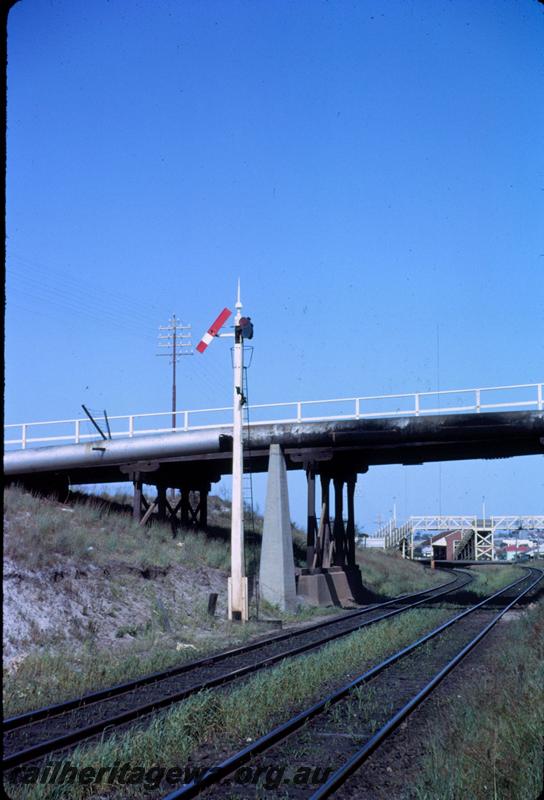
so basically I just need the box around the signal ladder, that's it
[241,364,259,613]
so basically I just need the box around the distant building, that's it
[427,531,464,561]
[503,544,535,561]
[501,538,534,548]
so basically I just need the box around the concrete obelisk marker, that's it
[259,444,297,612]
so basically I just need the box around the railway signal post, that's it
[196,281,252,621]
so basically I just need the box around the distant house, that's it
[503,544,534,561]
[501,538,534,548]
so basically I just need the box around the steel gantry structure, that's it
[370,516,544,561]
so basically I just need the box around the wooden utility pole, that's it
[157,315,192,429]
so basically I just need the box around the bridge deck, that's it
[4,410,544,490]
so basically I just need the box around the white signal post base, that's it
[227,576,249,622]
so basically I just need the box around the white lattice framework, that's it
[408,516,544,532]
[370,516,544,561]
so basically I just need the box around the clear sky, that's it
[5,0,544,530]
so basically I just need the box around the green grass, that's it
[6,608,453,800]
[2,620,264,718]
[412,601,544,800]
[356,548,446,597]
[4,485,231,572]
[461,564,525,597]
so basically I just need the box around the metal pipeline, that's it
[3,429,231,476]
[4,410,543,478]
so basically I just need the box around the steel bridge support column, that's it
[320,474,332,568]
[332,476,346,567]
[132,474,144,522]
[306,463,318,569]
[199,483,209,530]
[331,473,358,568]
[179,488,191,529]
[346,475,357,567]
[297,468,365,608]
[157,486,167,522]
[178,484,210,531]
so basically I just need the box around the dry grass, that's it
[4,484,231,572]
[356,547,446,597]
[412,601,544,800]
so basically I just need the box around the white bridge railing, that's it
[4,381,543,451]
[408,515,544,532]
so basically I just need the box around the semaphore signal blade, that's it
[196,307,232,353]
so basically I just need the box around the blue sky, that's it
[5,0,544,529]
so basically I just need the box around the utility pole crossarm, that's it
[156,314,193,430]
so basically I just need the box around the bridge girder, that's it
[5,411,543,492]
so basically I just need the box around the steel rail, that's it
[3,572,460,733]
[2,572,469,770]
[159,567,540,800]
[311,566,544,799]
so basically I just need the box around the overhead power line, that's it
[156,315,193,429]
[7,251,230,405]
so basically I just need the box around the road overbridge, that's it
[5,384,544,605]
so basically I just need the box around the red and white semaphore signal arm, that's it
[196,307,232,353]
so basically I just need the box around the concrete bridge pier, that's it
[297,466,366,607]
[259,444,298,612]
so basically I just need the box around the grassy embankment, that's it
[444,563,525,598]
[4,485,232,572]
[3,486,522,720]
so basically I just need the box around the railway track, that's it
[155,566,542,799]
[3,570,471,771]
